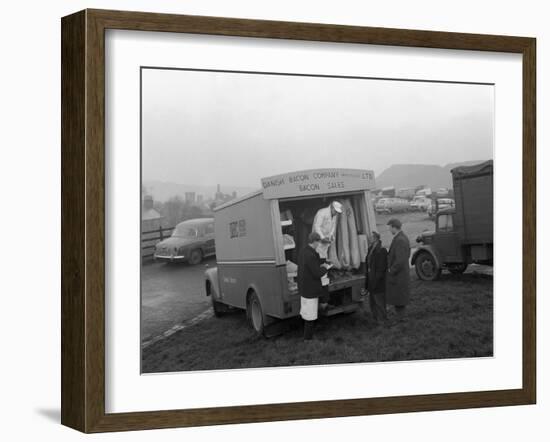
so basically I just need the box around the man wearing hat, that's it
[386,218,411,321]
[312,201,343,309]
[312,201,343,259]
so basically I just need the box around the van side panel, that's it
[214,193,276,262]
[216,263,286,317]
[214,193,284,315]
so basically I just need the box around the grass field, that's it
[142,268,493,374]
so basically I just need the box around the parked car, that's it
[375,197,410,214]
[427,198,455,217]
[154,218,215,264]
[410,195,431,211]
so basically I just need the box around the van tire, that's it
[206,281,223,317]
[212,297,227,317]
[247,291,265,336]
[189,249,203,265]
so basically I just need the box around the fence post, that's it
[159,225,163,241]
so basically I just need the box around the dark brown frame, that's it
[61,9,536,433]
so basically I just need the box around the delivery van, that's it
[204,168,378,335]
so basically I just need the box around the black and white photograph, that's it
[140,67,494,373]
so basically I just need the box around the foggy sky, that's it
[142,68,494,188]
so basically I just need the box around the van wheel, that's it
[247,291,265,335]
[207,282,226,318]
[415,251,441,281]
[212,297,226,317]
[448,263,468,275]
[188,249,203,265]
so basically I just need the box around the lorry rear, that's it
[452,161,493,264]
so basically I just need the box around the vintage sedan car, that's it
[154,218,215,264]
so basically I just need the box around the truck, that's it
[204,168,378,335]
[411,160,493,281]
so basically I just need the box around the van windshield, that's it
[172,225,198,238]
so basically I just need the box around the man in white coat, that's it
[312,200,343,260]
[312,201,343,309]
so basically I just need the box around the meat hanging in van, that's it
[345,199,361,269]
[337,202,351,269]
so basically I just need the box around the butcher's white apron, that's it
[300,297,318,321]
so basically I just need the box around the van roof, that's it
[176,217,214,226]
[213,190,264,212]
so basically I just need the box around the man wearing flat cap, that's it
[386,218,411,321]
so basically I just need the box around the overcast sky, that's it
[142,68,494,188]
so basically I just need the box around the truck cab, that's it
[411,160,493,281]
[413,208,466,280]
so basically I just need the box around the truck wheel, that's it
[448,263,468,275]
[188,249,203,265]
[415,251,441,281]
[247,291,265,335]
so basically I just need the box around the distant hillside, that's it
[375,160,488,190]
[142,180,257,202]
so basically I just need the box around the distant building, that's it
[196,194,204,204]
[396,187,417,200]
[380,186,396,197]
[185,191,196,205]
[141,195,165,261]
[416,187,432,197]
[142,195,163,231]
[212,184,238,208]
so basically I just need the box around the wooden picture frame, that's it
[61,9,536,433]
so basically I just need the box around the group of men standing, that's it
[366,218,411,325]
[297,201,411,341]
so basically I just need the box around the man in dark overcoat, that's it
[386,218,411,321]
[365,231,388,325]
